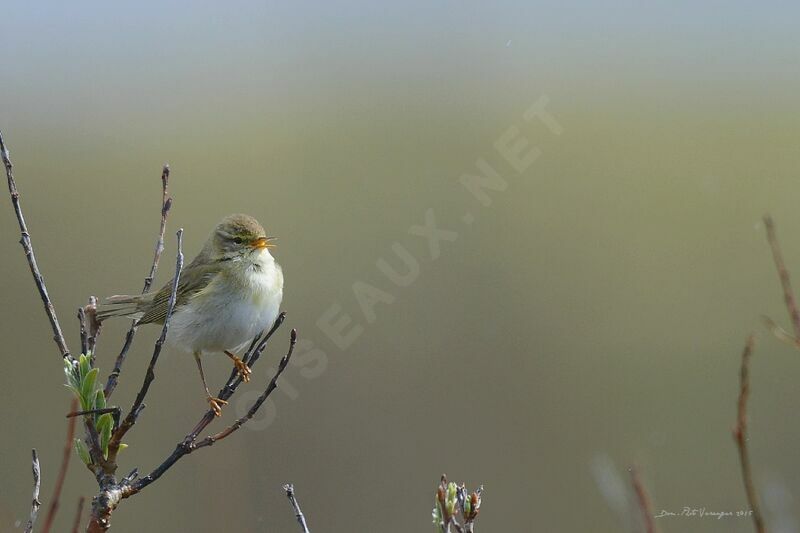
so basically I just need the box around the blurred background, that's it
[2,1,800,531]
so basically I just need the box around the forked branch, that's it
[126,322,295,496]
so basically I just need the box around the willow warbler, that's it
[98,214,284,416]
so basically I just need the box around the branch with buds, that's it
[432,475,482,533]
[2,130,300,532]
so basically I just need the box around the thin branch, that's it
[24,449,41,533]
[283,484,311,533]
[105,165,172,397]
[109,228,184,450]
[66,407,120,419]
[629,465,658,533]
[764,215,800,338]
[70,497,85,533]
[78,308,89,356]
[194,329,297,449]
[40,398,79,533]
[85,297,102,360]
[143,165,171,293]
[125,323,294,497]
[1,130,71,360]
[186,312,286,442]
[733,335,766,533]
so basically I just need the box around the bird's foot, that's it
[207,396,228,417]
[225,350,252,383]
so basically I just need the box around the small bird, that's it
[98,214,284,416]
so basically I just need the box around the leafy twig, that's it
[733,335,765,533]
[24,449,41,533]
[283,484,311,533]
[1,130,71,360]
[105,165,172,397]
[433,475,481,533]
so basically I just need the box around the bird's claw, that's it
[234,358,252,382]
[225,351,252,383]
[207,396,228,417]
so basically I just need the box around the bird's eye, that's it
[233,237,243,244]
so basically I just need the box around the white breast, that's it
[168,252,284,355]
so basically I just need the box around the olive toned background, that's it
[2,2,800,532]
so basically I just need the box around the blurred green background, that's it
[2,2,800,531]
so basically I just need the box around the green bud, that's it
[79,353,91,380]
[96,413,113,459]
[95,389,106,410]
[75,439,91,465]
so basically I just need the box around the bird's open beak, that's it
[251,236,277,249]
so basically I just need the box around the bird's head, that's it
[211,214,276,260]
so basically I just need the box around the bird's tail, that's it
[96,294,146,322]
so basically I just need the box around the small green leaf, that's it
[79,354,90,380]
[80,368,99,410]
[64,359,80,391]
[118,443,128,453]
[75,439,91,465]
[96,413,113,459]
[95,389,106,410]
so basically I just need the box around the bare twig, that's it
[70,497,85,533]
[733,335,766,533]
[1,130,71,360]
[283,484,311,533]
[629,465,658,533]
[125,322,293,496]
[78,308,89,356]
[40,398,79,533]
[66,407,120,420]
[761,316,800,349]
[24,449,41,533]
[85,297,102,357]
[105,165,172,397]
[764,215,800,338]
[108,228,184,452]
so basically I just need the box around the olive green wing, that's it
[137,263,221,325]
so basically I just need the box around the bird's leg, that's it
[224,350,252,383]
[194,351,227,416]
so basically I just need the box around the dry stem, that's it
[104,165,172,397]
[283,484,311,533]
[764,215,800,338]
[1,130,71,360]
[629,465,658,533]
[24,449,41,533]
[733,335,765,533]
[40,397,79,533]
